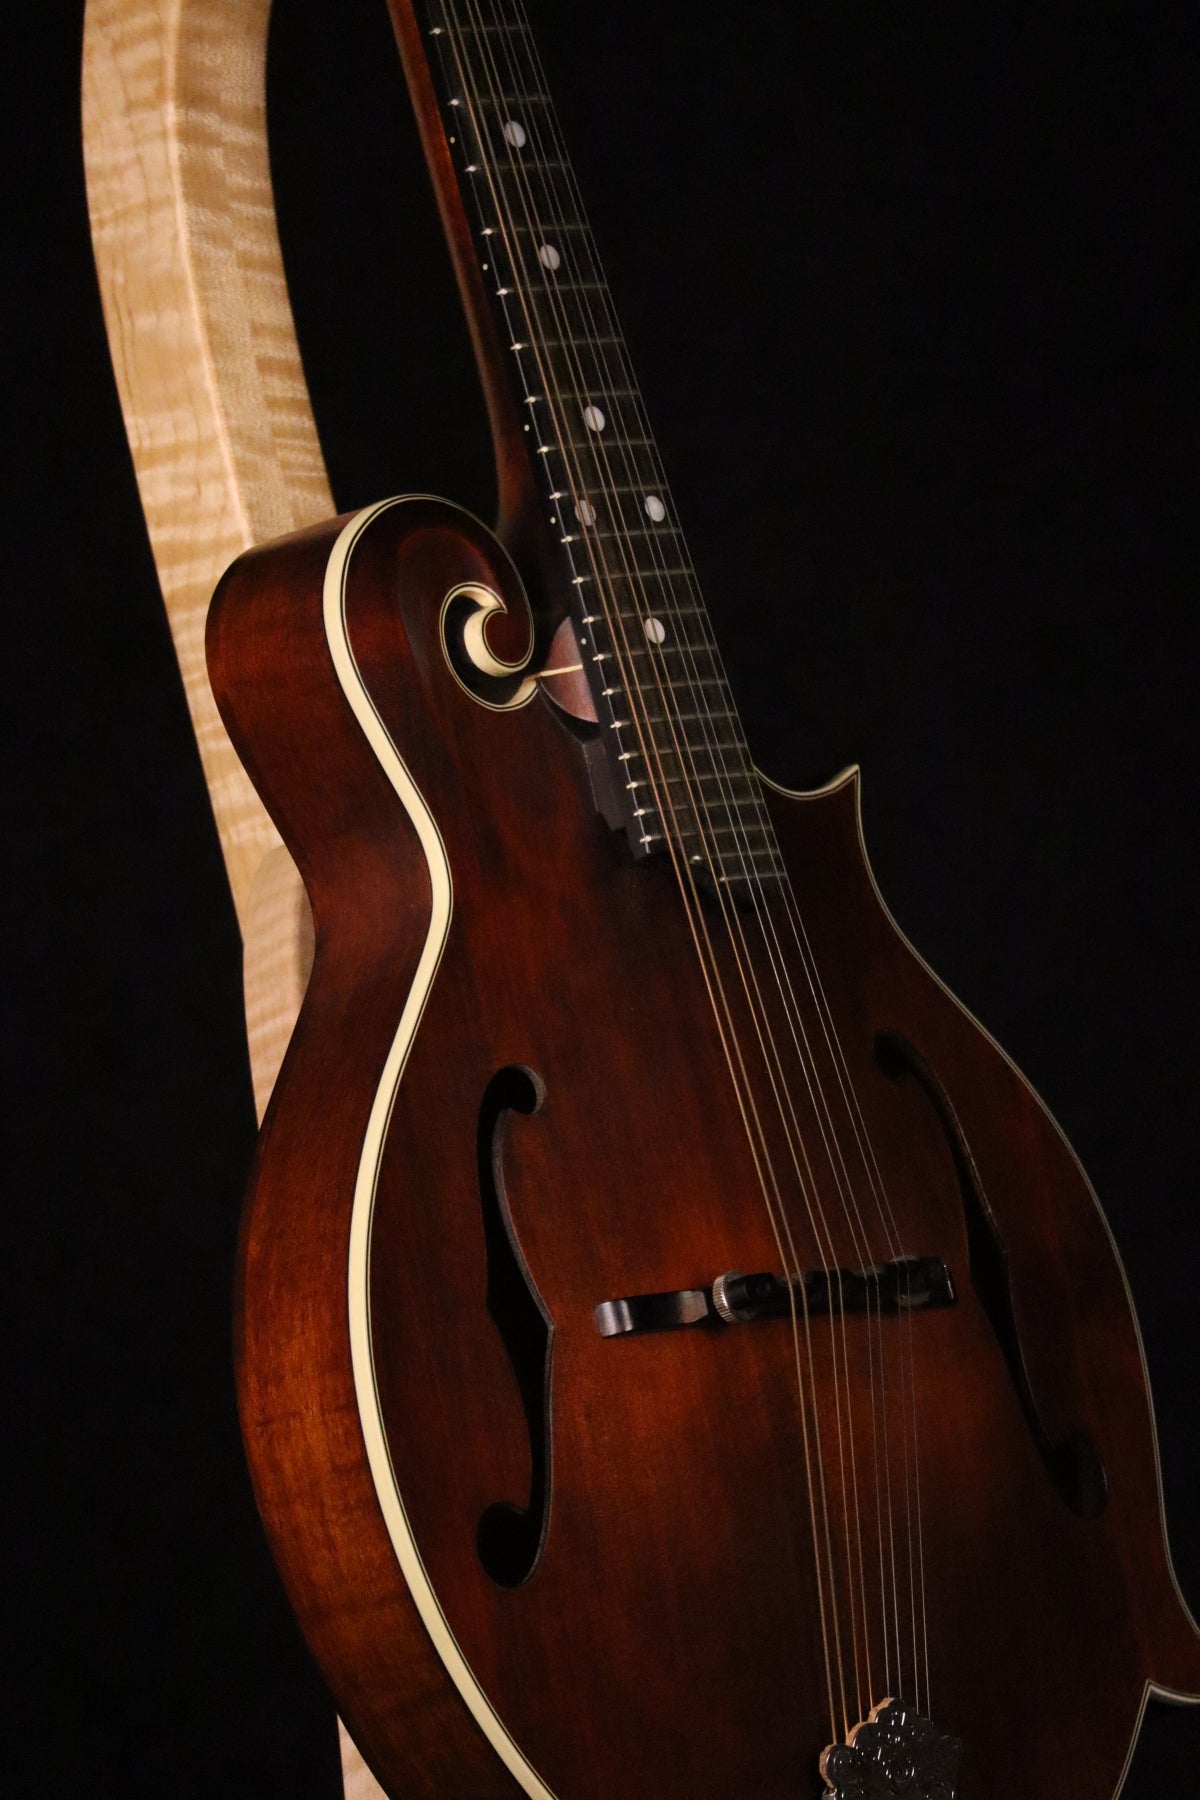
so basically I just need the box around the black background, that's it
[6,1,1198,1794]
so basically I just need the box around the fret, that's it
[622,731,749,758]
[589,568,697,585]
[571,386,642,403]
[624,676,735,704]
[541,334,621,350]
[653,770,763,792]
[566,526,687,556]
[641,706,740,727]
[444,20,530,37]
[623,658,725,683]
[618,679,730,706]
[596,647,720,675]
[533,278,607,294]
[716,852,786,875]
[511,220,590,235]
[496,155,571,172]
[587,595,711,620]
[622,697,738,727]
[477,92,553,108]
[562,434,655,453]
[612,636,719,659]
[684,819,772,842]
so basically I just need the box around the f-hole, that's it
[876,1030,1108,1520]
[476,1065,553,1586]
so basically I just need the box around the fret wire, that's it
[477,91,553,106]
[512,219,589,232]
[623,677,729,699]
[656,770,762,788]
[604,604,708,619]
[587,570,698,584]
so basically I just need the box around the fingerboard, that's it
[422,0,784,892]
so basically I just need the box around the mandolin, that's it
[205,2,1200,1796]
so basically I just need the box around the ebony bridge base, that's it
[594,1254,956,1338]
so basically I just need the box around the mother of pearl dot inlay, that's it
[643,616,667,645]
[538,244,561,270]
[582,404,606,432]
[576,500,597,526]
[644,494,666,522]
[502,120,527,147]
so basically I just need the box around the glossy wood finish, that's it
[83,4,380,1788]
[81,0,325,975]
[208,494,1200,1800]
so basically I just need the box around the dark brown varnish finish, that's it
[209,495,1200,1800]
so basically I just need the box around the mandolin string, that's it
[460,0,926,1728]
[490,67,902,1753]
[431,0,921,1735]
[501,9,936,1709]
[477,12,927,1720]
[478,3,900,1718]
[434,2,862,1709]
[474,7,935,1735]
[432,0,851,1733]
[771,871,921,1702]
[440,0,881,1728]
[452,0,886,1723]
[771,885,933,1710]
[434,0,869,1726]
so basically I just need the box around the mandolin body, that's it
[210,494,1199,1800]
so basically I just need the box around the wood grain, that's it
[82,0,380,1790]
[82,0,326,1107]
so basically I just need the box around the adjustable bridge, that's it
[595,1255,955,1339]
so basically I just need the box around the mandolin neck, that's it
[390,0,782,889]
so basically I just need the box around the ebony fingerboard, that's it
[420,0,783,891]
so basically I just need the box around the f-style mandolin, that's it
[207,2,1200,1795]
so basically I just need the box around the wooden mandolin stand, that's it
[83,1,382,1793]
